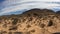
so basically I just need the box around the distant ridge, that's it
[22,8,55,16]
[0,8,60,17]
[23,8,55,14]
[56,11,60,14]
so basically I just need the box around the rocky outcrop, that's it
[0,8,60,34]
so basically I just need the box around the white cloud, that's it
[0,0,60,15]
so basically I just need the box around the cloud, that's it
[0,0,60,15]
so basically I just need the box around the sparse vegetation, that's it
[27,24,31,28]
[8,32,12,34]
[12,18,18,25]
[30,30,35,33]
[9,26,17,30]
[48,20,53,27]
[0,8,60,34]
[53,32,60,34]
[14,32,23,34]
[40,24,45,28]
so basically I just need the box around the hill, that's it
[0,8,60,34]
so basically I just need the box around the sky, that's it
[0,0,60,16]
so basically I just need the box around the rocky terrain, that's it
[0,8,60,34]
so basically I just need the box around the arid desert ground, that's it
[0,9,60,34]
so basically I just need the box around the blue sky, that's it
[0,0,60,16]
[0,0,5,3]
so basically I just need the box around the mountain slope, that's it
[0,9,60,34]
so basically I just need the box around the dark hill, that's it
[0,8,57,18]
[22,8,55,17]
[56,11,60,14]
